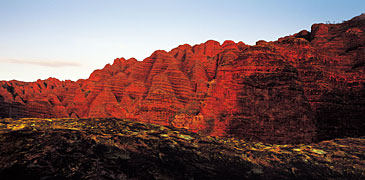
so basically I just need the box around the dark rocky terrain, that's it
[0,118,364,180]
[0,14,364,144]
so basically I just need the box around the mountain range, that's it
[1,14,364,144]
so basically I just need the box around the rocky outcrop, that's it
[0,14,364,144]
[0,118,364,180]
[227,66,315,144]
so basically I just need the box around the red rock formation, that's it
[88,87,125,118]
[1,14,364,144]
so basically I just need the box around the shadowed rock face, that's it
[1,15,364,144]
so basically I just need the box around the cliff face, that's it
[1,15,364,144]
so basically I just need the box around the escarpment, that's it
[1,14,364,144]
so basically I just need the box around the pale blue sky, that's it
[0,0,364,82]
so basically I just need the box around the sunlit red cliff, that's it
[1,14,364,144]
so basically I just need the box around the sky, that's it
[0,0,364,82]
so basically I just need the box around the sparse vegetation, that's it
[0,118,364,179]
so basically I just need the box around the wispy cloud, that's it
[0,59,82,67]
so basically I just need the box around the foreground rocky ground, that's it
[0,118,364,180]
